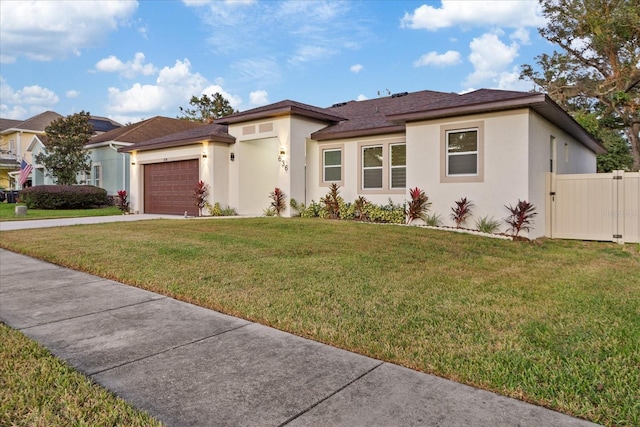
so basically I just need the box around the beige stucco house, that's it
[122,89,604,238]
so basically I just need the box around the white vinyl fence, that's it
[546,171,639,243]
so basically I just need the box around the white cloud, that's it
[66,90,80,98]
[510,28,531,45]
[464,32,519,87]
[249,90,269,106]
[356,94,368,101]
[401,1,544,31]
[0,76,59,118]
[231,58,282,86]
[350,64,363,73]
[288,45,336,66]
[0,1,138,63]
[496,67,535,91]
[95,53,157,78]
[104,59,242,123]
[414,50,462,67]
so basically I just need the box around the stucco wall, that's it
[89,146,130,195]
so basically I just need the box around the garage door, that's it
[144,160,199,215]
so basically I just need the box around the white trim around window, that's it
[93,163,102,188]
[440,121,484,183]
[319,144,344,187]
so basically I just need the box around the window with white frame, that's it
[93,164,102,188]
[362,145,383,189]
[323,148,342,183]
[390,143,406,189]
[446,128,478,176]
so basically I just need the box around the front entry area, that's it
[144,159,199,216]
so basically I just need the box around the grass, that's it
[1,217,639,426]
[0,323,163,426]
[0,203,121,221]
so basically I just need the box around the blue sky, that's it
[0,0,551,125]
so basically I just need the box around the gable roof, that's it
[0,111,63,134]
[89,116,205,146]
[215,100,346,125]
[120,122,234,152]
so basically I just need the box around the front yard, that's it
[0,203,121,221]
[1,218,638,426]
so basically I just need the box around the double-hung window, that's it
[93,164,102,188]
[446,129,478,176]
[362,145,383,189]
[390,143,406,189]
[323,148,342,183]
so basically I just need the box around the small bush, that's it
[290,198,305,217]
[299,200,322,218]
[475,216,501,234]
[116,190,129,213]
[424,213,443,227]
[320,183,342,219]
[205,202,237,216]
[263,207,277,217]
[451,197,474,228]
[20,185,108,209]
[362,198,405,224]
[193,181,208,216]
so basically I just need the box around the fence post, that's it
[545,172,555,238]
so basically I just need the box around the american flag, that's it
[18,159,33,186]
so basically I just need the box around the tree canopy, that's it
[35,111,93,185]
[178,93,236,123]
[521,0,640,171]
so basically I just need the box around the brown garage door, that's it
[144,160,199,215]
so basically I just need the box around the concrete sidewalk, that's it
[0,249,599,426]
[0,213,186,231]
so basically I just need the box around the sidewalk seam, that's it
[16,297,167,331]
[87,322,252,376]
[277,361,385,426]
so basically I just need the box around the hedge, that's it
[20,185,109,209]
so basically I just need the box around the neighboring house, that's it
[26,116,124,188]
[0,111,63,189]
[0,118,23,190]
[85,117,205,195]
[122,89,605,238]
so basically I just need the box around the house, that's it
[0,111,64,189]
[122,89,605,238]
[82,117,205,195]
[26,115,124,188]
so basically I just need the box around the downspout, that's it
[108,143,126,192]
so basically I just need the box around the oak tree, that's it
[178,93,236,123]
[521,0,640,170]
[35,111,93,185]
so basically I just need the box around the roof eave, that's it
[311,125,406,141]
[216,106,344,125]
[120,135,236,153]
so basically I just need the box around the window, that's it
[440,121,484,183]
[446,129,478,176]
[9,139,15,154]
[362,145,383,189]
[323,148,342,183]
[93,164,102,188]
[390,143,406,189]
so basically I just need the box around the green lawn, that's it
[0,323,163,426]
[0,202,121,221]
[1,218,638,426]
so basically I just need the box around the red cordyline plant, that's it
[450,197,473,228]
[320,183,341,219]
[504,199,537,239]
[405,187,431,224]
[269,187,286,216]
[116,189,129,213]
[193,180,208,216]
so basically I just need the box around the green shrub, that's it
[424,213,443,226]
[20,185,109,209]
[299,200,322,218]
[475,216,501,234]
[362,199,405,224]
[205,202,237,216]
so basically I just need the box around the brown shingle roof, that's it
[311,90,459,140]
[120,123,234,152]
[0,118,23,132]
[89,116,205,145]
[1,111,63,133]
